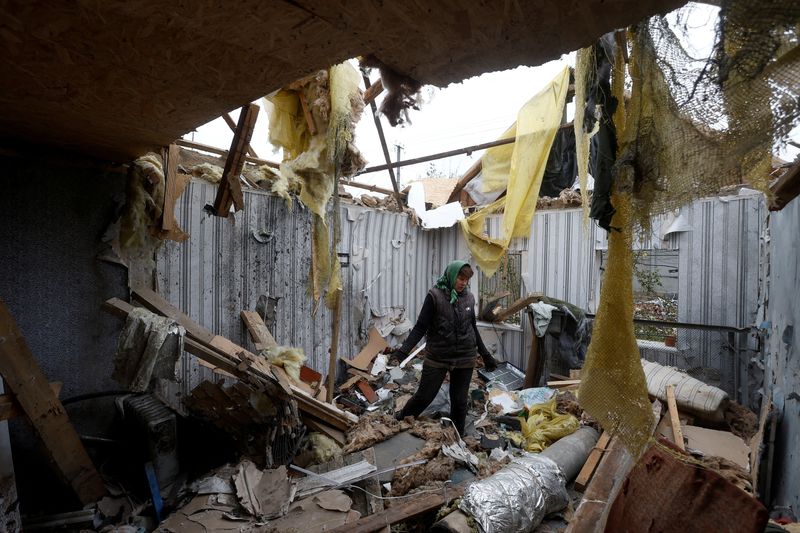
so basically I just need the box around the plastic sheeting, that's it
[459,454,568,533]
[460,66,570,276]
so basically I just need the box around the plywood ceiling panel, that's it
[0,0,685,161]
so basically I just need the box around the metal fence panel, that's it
[156,181,461,398]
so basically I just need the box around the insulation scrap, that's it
[342,413,412,454]
[389,443,455,497]
[360,54,422,127]
[307,432,343,466]
[263,345,306,382]
[112,307,185,392]
[119,153,165,289]
[189,162,223,184]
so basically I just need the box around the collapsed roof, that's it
[0,0,685,161]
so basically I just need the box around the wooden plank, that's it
[104,297,360,429]
[240,310,277,351]
[574,431,611,492]
[159,143,190,241]
[565,436,633,533]
[547,379,581,387]
[297,91,318,136]
[0,300,107,505]
[339,374,362,391]
[446,157,483,203]
[328,290,342,402]
[666,384,685,451]
[362,78,384,105]
[327,482,467,533]
[223,112,259,158]
[131,287,215,345]
[212,102,259,216]
[174,138,278,168]
[0,382,62,421]
[490,293,544,322]
[304,416,347,446]
[524,309,542,388]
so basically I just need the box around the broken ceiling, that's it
[1,0,685,161]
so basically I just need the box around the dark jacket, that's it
[399,287,490,365]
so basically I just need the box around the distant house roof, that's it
[406,178,460,208]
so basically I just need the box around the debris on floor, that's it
[12,290,767,533]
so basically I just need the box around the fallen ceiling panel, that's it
[0,0,685,161]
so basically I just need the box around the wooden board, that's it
[490,293,544,322]
[0,300,106,505]
[574,431,611,492]
[666,384,685,450]
[341,327,387,372]
[240,310,277,351]
[212,103,259,215]
[131,287,215,345]
[326,481,467,533]
[158,143,190,241]
[0,382,62,421]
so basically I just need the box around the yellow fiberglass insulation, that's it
[263,345,307,383]
[267,61,365,309]
[461,66,570,277]
[518,398,579,453]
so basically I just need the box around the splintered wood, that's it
[0,300,107,505]
[104,292,356,433]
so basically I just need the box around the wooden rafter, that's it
[212,103,260,216]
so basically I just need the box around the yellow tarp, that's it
[518,398,579,453]
[460,67,571,276]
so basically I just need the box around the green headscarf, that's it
[435,260,470,304]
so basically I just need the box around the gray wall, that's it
[0,158,129,512]
[764,196,800,515]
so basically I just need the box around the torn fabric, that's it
[460,66,570,276]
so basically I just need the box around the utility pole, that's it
[395,143,404,187]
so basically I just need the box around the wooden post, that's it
[524,309,542,388]
[0,300,107,505]
[361,73,404,211]
[326,291,342,403]
[212,103,259,216]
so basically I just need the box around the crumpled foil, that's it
[459,454,568,533]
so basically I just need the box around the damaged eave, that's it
[769,158,800,210]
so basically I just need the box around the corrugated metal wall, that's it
[157,181,765,392]
[492,193,765,374]
[156,180,460,391]
[677,193,765,328]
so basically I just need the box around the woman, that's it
[394,260,498,436]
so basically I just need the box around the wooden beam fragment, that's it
[212,103,260,216]
[174,138,278,168]
[106,296,358,430]
[666,384,685,451]
[490,293,544,323]
[574,431,612,492]
[0,382,62,421]
[362,78,384,105]
[524,309,542,388]
[223,112,259,158]
[362,73,404,211]
[240,310,278,351]
[447,157,483,203]
[297,92,318,136]
[157,143,190,242]
[326,481,467,533]
[0,300,107,505]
